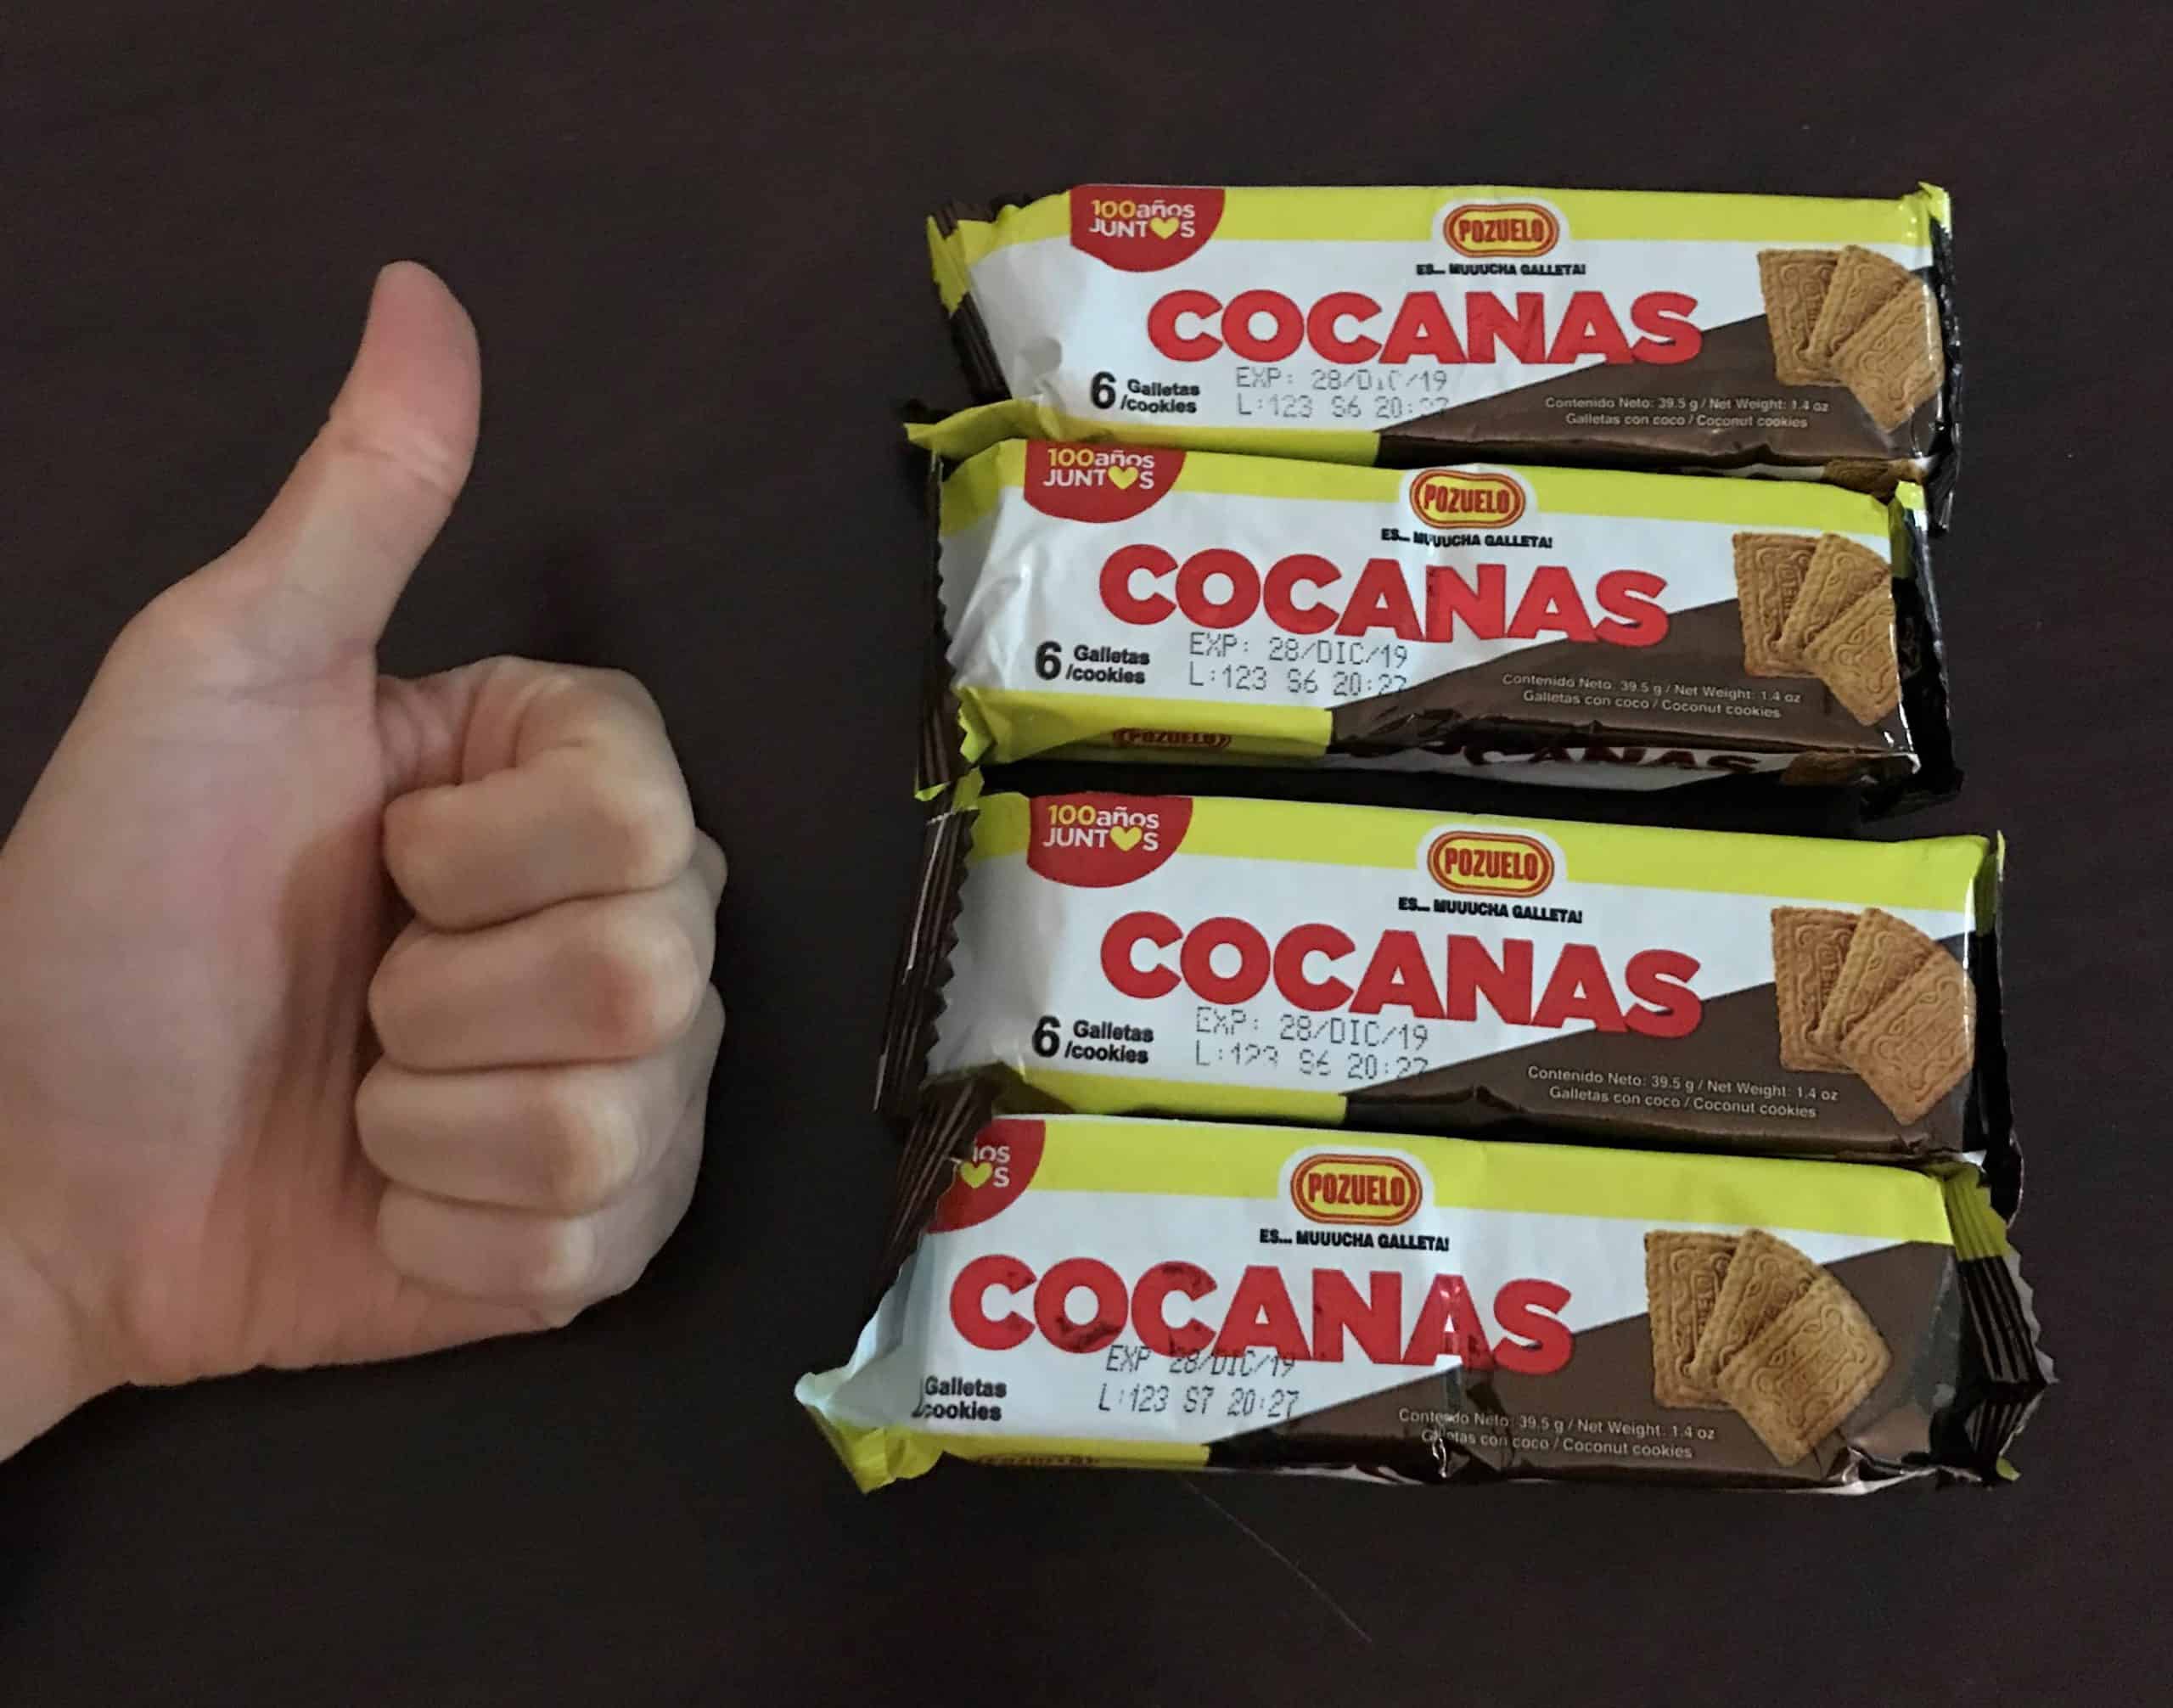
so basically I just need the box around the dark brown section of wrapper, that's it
[1308,502,1962,812]
[1206,1244,1991,1488]
[1327,598,1912,775]
[1373,311,1939,478]
[1345,944,1976,1160]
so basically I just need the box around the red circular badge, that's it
[927,1119,1045,1233]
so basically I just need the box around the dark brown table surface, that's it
[3,6,2164,1702]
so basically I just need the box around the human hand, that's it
[0,265,723,1458]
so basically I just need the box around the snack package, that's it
[800,1114,2048,1491]
[917,183,1960,523]
[925,439,1954,805]
[879,789,2013,1179]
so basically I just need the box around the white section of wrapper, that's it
[967,232,1931,433]
[941,471,1889,717]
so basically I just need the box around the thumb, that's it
[197,261,480,671]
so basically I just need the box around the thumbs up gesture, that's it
[0,265,723,1457]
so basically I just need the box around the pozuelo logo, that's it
[1289,1151,1423,1227]
[1427,830,1556,897]
[1441,201,1561,258]
[1409,468,1528,530]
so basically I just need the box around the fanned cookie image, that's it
[1779,906,1976,1123]
[1805,244,1915,373]
[1645,1231,1736,1410]
[1835,279,1946,430]
[1644,1225,1899,1464]
[1802,584,1901,725]
[1758,248,1840,385]
[1778,534,1890,661]
[1771,907,1857,1071]
[1810,907,1937,1057]
[1715,1274,1891,1466]
[1687,1229,1824,1392]
[1732,531,1819,677]
[1839,950,1976,1122]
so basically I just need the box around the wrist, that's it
[0,1226,105,1461]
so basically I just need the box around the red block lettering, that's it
[1100,544,1176,625]
[1311,1271,1405,1364]
[1102,911,1181,999]
[1215,1266,1312,1360]
[1132,1261,1217,1357]
[951,1254,1036,1351]
[1034,1257,1128,1354]
[1492,1278,1575,1375]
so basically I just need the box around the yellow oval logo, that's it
[1290,1153,1422,1227]
[1427,831,1555,898]
[1442,201,1561,257]
[1410,469,1528,530]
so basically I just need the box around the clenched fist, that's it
[0,264,722,1458]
